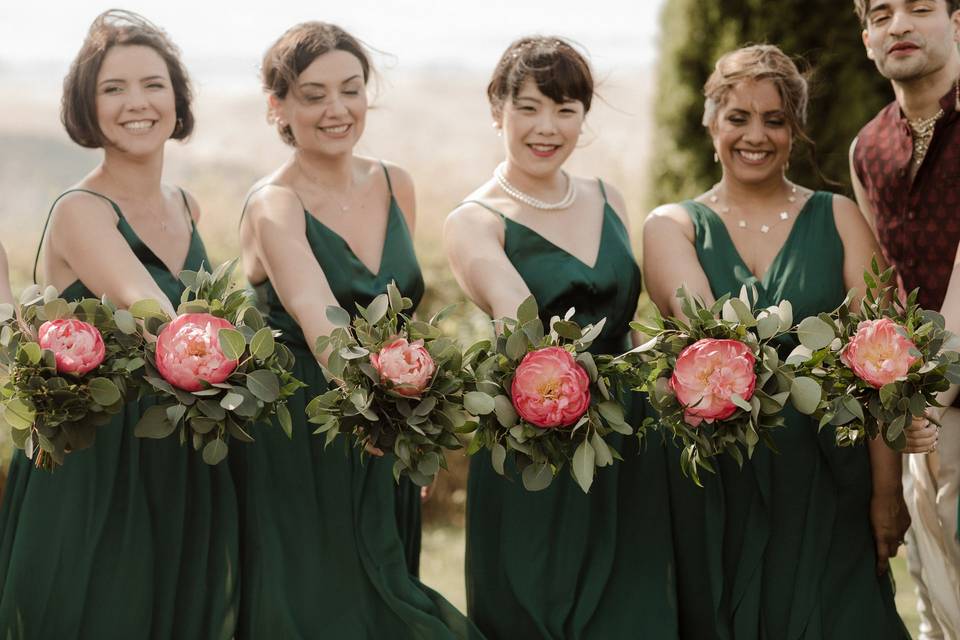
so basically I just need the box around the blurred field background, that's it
[0,0,924,634]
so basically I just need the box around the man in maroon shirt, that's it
[851,1,960,636]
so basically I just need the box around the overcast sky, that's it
[1,0,664,84]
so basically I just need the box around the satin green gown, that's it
[230,164,482,639]
[464,183,679,640]
[0,189,239,639]
[669,193,910,640]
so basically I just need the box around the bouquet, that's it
[132,260,303,464]
[787,258,960,449]
[623,286,818,484]
[305,283,465,486]
[462,296,635,494]
[0,285,146,470]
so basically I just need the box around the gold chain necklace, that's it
[908,79,960,169]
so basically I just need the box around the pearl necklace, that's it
[494,163,577,210]
[709,183,805,234]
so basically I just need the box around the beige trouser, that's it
[904,407,960,640]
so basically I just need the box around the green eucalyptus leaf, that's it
[522,462,553,491]
[326,306,351,327]
[505,330,528,361]
[516,296,539,324]
[246,369,280,402]
[218,329,246,361]
[113,309,137,334]
[134,405,177,439]
[366,294,389,325]
[277,403,293,438]
[591,431,614,467]
[797,316,835,350]
[249,327,276,360]
[491,443,507,475]
[202,439,229,465]
[220,392,245,411]
[789,376,822,415]
[571,439,596,494]
[493,395,519,428]
[3,398,36,430]
[553,320,582,341]
[87,377,121,406]
[464,391,496,416]
[21,342,42,365]
[130,298,165,319]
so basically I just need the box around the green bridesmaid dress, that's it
[0,189,239,640]
[464,182,679,640]
[668,192,910,640]
[231,163,482,639]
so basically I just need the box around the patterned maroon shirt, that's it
[853,84,960,312]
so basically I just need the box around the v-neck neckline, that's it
[118,215,197,277]
[504,203,612,271]
[696,194,818,286]
[305,196,398,277]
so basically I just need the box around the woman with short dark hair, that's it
[444,36,679,639]
[0,10,238,638]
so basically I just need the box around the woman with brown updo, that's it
[445,37,678,639]
[0,10,238,638]
[644,44,910,639]
[232,22,482,639]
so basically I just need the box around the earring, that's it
[713,152,719,163]
[175,117,183,134]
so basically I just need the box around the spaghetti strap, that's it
[459,199,507,226]
[380,161,394,197]
[597,178,609,203]
[238,183,306,228]
[177,187,196,229]
[32,189,121,284]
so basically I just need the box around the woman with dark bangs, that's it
[444,37,678,639]
[233,22,483,639]
[0,10,238,639]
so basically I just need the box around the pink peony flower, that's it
[511,346,591,428]
[155,313,239,392]
[370,337,436,397]
[38,319,106,375]
[669,338,757,427]
[840,318,919,389]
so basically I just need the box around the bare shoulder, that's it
[244,182,305,230]
[169,185,202,223]
[590,178,631,225]
[444,190,504,245]
[378,159,414,193]
[49,189,118,233]
[830,192,872,237]
[644,202,695,239]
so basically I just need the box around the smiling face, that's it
[95,44,177,154]
[498,77,585,177]
[272,49,367,154]
[710,79,792,185]
[862,0,960,81]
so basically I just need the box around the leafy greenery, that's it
[305,282,465,486]
[133,260,304,465]
[0,286,145,470]
[462,296,636,494]
[622,286,815,485]
[788,259,960,449]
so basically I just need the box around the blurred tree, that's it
[647,0,893,208]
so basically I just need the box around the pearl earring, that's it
[713,152,719,163]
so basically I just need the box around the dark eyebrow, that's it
[98,75,165,86]
[515,96,542,103]
[299,75,363,91]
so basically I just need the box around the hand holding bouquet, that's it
[305,283,465,486]
[462,297,634,494]
[0,286,146,469]
[132,260,303,464]
[787,259,960,449]
[623,286,817,485]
